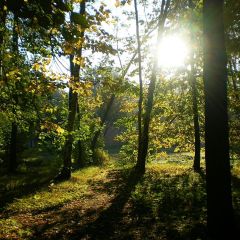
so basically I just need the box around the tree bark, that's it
[203,0,235,238]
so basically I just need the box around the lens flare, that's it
[158,35,189,68]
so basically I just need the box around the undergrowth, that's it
[0,155,239,240]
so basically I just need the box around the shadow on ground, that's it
[2,165,240,240]
[0,150,61,210]
[31,168,144,240]
[30,167,212,240]
[0,171,56,210]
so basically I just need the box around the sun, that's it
[158,35,189,69]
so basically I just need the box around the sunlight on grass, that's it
[5,166,106,213]
[1,156,239,240]
[0,218,32,240]
[148,162,191,176]
[0,166,110,239]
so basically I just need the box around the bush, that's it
[93,148,111,166]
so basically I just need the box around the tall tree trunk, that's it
[190,65,201,172]
[8,13,19,173]
[203,0,235,238]
[189,0,201,172]
[8,122,17,172]
[62,74,77,178]
[136,0,170,173]
[134,0,144,165]
[61,0,86,179]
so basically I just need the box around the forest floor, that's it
[0,152,240,240]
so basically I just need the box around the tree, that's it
[225,0,240,159]
[136,0,171,173]
[60,0,86,179]
[203,0,235,238]
[189,0,201,172]
[133,0,144,167]
[8,13,19,172]
[0,0,69,173]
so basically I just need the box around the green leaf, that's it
[71,12,89,28]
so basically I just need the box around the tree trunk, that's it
[203,0,235,238]
[136,71,156,173]
[189,0,201,172]
[62,81,77,178]
[61,1,86,179]
[136,0,170,173]
[191,70,201,172]
[90,26,157,154]
[134,0,144,165]
[8,13,19,173]
[8,122,17,172]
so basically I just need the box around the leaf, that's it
[56,126,65,134]
[34,194,40,200]
[115,0,120,7]
[32,63,41,71]
[71,12,89,28]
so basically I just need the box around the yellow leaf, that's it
[56,126,65,134]
[115,0,120,7]
[33,63,41,71]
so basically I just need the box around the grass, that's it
[5,167,106,213]
[0,153,239,240]
[0,148,61,211]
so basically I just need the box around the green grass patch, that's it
[4,166,106,213]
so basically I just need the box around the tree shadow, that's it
[2,166,239,240]
[31,168,143,240]
[0,171,55,210]
[0,150,60,210]
[124,168,208,240]
[72,168,144,239]
[35,168,208,240]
